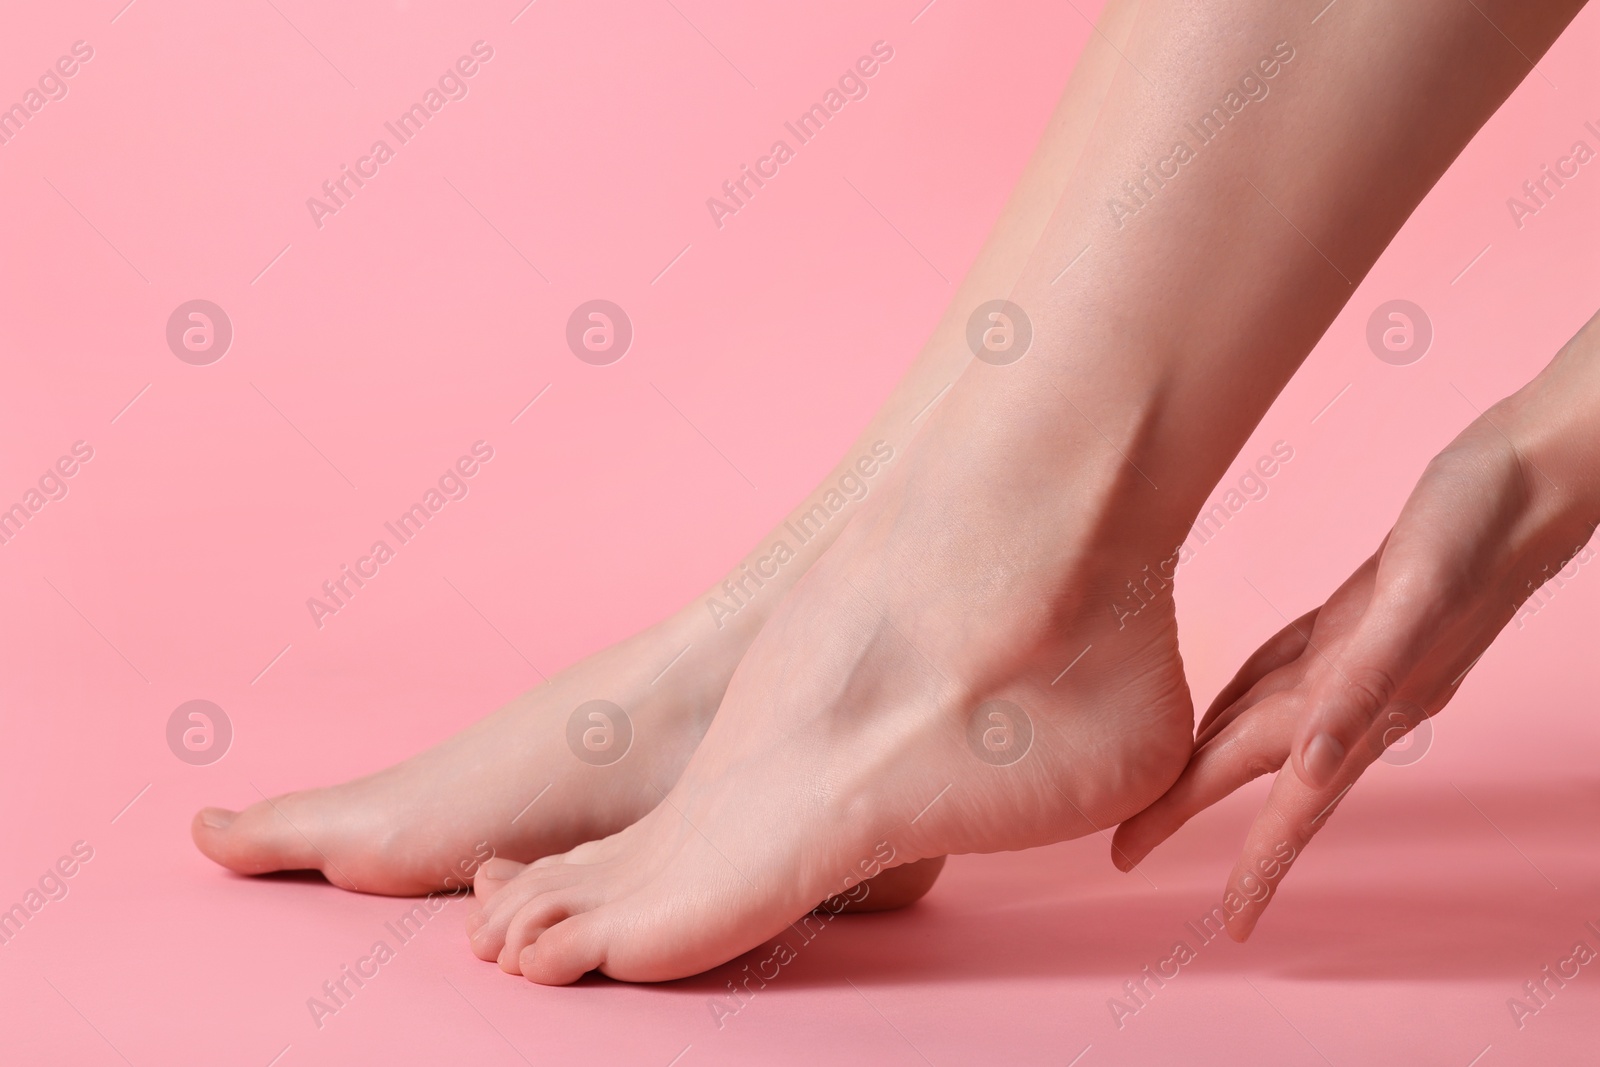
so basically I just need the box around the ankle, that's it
[908,362,1203,560]
[936,301,1309,552]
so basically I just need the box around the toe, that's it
[468,864,586,962]
[835,856,946,913]
[466,858,528,937]
[498,892,590,974]
[472,858,527,900]
[520,913,609,985]
[190,801,329,879]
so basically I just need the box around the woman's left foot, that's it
[468,375,1197,982]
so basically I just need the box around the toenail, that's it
[199,808,236,831]
[476,857,522,882]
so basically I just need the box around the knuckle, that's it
[1339,667,1398,722]
[1243,752,1285,781]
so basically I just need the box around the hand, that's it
[1111,375,1599,939]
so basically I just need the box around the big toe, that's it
[191,800,335,882]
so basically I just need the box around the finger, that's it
[1194,665,1303,753]
[1218,777,1349,941]
[1197,554,1385,751]
[1290,572,1444,789]
[1195,607,1319,742]
[1220,712,1395,940]
[1113,694,1301,869]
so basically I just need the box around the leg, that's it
[471,0,1587,982]
[188,0,1145,898]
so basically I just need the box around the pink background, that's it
[2,0,1599,1063]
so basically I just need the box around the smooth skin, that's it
[469,0,1590,983]
[193,0,1590,982]
[189,0,1147,903]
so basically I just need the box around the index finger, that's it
[1216,702,1423,939]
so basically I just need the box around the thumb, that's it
[1292,568,1444,788]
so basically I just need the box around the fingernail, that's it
[199,808,235,831]
[1303,733,1345,788]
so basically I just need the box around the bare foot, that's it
[192,593,951,907]
[468,387,1196,983]
[192,608,737,896]
[470,854,946,937]
[188,0,1150,909]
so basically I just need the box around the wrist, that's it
[1497,319,1600,524]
